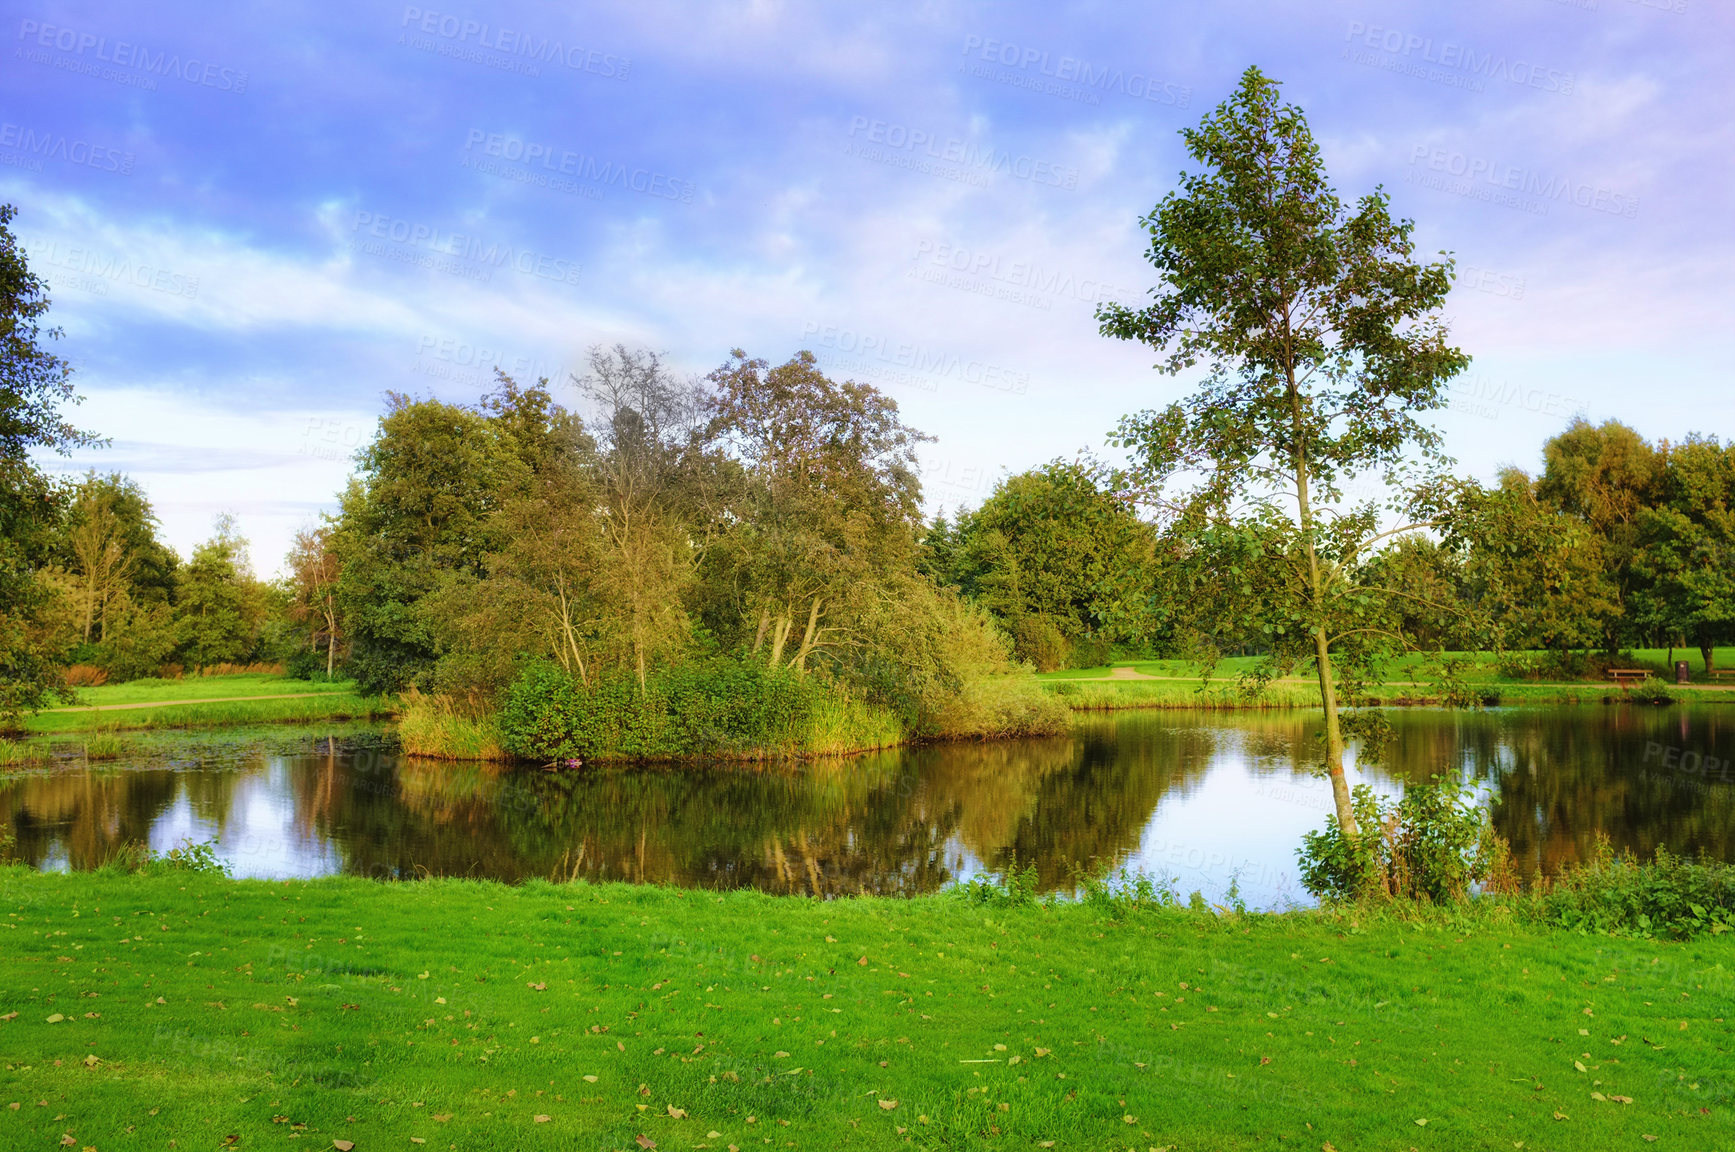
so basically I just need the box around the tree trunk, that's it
[1290,376,1358,840]
[1702,639,1715,676]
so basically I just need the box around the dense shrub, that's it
[1533,839,1735,938]
[1299,777,1512,904]
[497,658,848,762]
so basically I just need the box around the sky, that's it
[5,0,1731,575]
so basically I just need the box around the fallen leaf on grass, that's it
[432,1113,451,1122]
[527,982,546,991]
[666,1106,686,1119]
[1414,1118,1428,1126]
[332,1142,354,1151]
[411,1139,425,1145]
[1573,1061,1587,1073]
[878,1099,898,1111]
[635,1136,657,1149]
[46,1013,64,1023]
[582,1075,597,1083]
[1034,1047,1050,1057]
[59,1137,75,1147]
[1553,1111,1569,1121]
[1610,1095,1633,1104]
[1591,1092,1607,1102]
[534,1114,550,1123]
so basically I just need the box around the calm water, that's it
[4,706,1731,909]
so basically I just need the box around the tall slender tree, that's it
[1097,68,1469,837]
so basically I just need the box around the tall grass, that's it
[923,673,1070,739]
[398,689,508,761]
[797,693,905,756]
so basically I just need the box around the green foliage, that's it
[0,203,101,721]
[1074,864,1181,917]
[1535,839,1735,939]
[497,658,848,761]
[173,515,268,668]
[1298,777,1507,904]
[922,461,1156,668]
[96,836,233,877]
[956,859,1041,908]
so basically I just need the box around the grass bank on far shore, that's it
[1041,677,1735,711]
[19,690,395,735]
[0,870,1729,1150]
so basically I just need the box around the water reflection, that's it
[3,707,1730,908]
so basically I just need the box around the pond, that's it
[4,706,1732,909]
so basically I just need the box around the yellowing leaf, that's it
[1414,1118,1428,1126]
[45,1014,64,1024]
[1553,1111,1569,1121]
[878,1099,898,1111]
[1611,1095,1633,1104]
[534,1114,551,1123]
[332,1142,355,1151]
[582,1075,598,1083]
[1034,1047,1050,1057]
[666,1106,686,1119]
[1591,1092,1607,1102]
[635,1136,657,1149]
[1574,1061,1587,1073]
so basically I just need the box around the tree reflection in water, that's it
[2,707,1729,901]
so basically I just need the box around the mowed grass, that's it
[22,693,395,735]
[1042,649,1735,686]
[1,872,1731,1150]
[59,674,361,708]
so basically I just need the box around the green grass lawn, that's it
[1038,650,1735,710]
[7,675,396,737]
[1,871,1729,1150]
[60,673,360,709]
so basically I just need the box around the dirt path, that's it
[47,691,355,714]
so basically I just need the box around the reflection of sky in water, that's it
[150,760,340,879]
[7,707,1730,904]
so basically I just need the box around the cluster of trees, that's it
[920,418,1735,676]
[318,347,1059,740]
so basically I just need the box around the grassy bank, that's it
[1042,678,1734,711]
[20,690,395,735]
[0,870,1729,1150]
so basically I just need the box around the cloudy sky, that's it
[6,0,1730,573]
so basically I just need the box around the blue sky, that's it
[6,0,1730,572]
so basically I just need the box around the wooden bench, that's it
[1606,668,1651,685]
[1710,669,1735,681]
